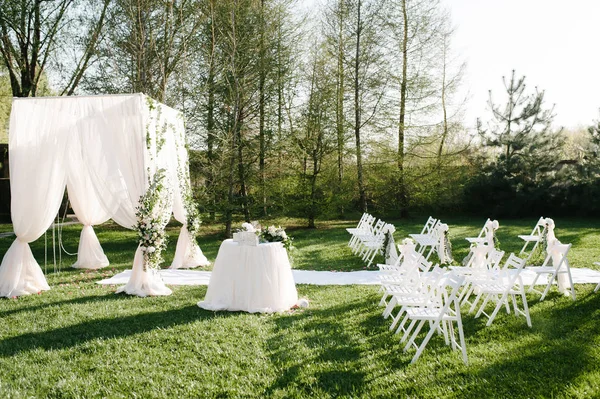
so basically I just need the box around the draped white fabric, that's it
[170,225,210,269]
[0,100,70,297]
[67,131,110,269]
[0,94,195,297]
[164,104,209,269]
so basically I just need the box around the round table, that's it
[198,239,298,313]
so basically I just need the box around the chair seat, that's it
[465,237,485,244]
[362,240,384,249]
[449,266,477,275]
[526,266,560,274]
[518,235,540,242]
[383,284,419,295]
[405,307,456,321]
[409,234,437,246]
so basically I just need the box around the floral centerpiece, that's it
[260,225,293,251]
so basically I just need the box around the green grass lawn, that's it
[0,216,600,398]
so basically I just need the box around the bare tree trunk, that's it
[336,0,345,215]
[354,0,367,212]
[206,0,217,221]
[259,0,267,216]
[437,33,449,166]
[397,0,408,217]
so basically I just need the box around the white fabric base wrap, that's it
[72,225,110,269]
[116,247,172,297]
[0,239,50,297]
[170,225,210,269]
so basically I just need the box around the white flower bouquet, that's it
[260,225,293,251]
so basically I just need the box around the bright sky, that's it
[303,0,599,130]
[442,0,600,129]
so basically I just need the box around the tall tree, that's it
[323,0,351,212]
[0,0,110,97]
[294,41,335,228]
[89,0,202,104]
[346,0,387,212]
[478,70,562,179]
[386,0,449,214]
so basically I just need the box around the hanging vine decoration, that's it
[173,116,202,254]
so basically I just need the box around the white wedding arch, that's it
[0,93,208,298]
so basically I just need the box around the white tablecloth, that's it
[198,239,298,313]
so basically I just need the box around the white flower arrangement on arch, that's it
[134,169,173,271]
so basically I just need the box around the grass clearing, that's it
[0,216,599,398]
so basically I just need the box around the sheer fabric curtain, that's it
[67,119,110,269]
[0,99,70,297]
[113,96,173,296]
[167,111,209,269]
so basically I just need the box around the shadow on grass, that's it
[0,293,128,318]
[0,303,233,358]
[263,289,404,397]
[434,290,600,398]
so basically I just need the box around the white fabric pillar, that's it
[72,225,109,269]
[67,131,111,269]
[109,95,172,296]
[170,225,209,269]
[0,99,70,297]
[165,105,209,269]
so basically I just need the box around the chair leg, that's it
[528,273,541,294]
[401,319,419,343]
[519,240,529,255]
[382,295,397,318]
[520,288,532,327]
[486,293,509,327]
[455,313,468,365]
[469,292,483,314]
[395,313,410,335]
[404,320,426,349]
[540,272,558,301]
[475,294,492,318]
[566,269,576,301]
[410,321,439,364]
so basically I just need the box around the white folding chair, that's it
[518,217,547,258]
[348,214,375,252]
[465,218,491,244]
[359,222,392,267]
[527,243,575,301]
[472,253,531,327]
[387,264,446,331]
[455,247,505,308]
[347,213,373,250]
[409,219,441,261]
[399,273,468,365]
[379,255,432,313]
[354,219,385,256]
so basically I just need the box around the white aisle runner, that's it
[97,268,600,286]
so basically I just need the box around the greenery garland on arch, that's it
[173,114,202,251]
[143,95,202,260]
